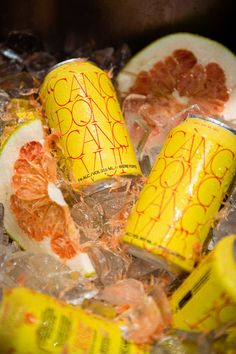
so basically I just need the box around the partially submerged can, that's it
[123,115,236,273]
[0,287,148,354]
[170,235,236,332]
[39,59,141,190]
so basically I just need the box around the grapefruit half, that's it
[0,119,95,276]
[117,33,236,156]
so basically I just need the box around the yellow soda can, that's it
[0,287,149,354]
[39,59,141,190]
[170,235,236,332]
[123,116,236,273]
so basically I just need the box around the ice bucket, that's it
[0,1,236,352]
[0,0,235,53]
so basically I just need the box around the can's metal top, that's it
[188,114,236,135]
[46,57,91,74]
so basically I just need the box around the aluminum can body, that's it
[39,59,141,188]
[170,235,236,331]
[0,287,148,354]
[123,116,236,273]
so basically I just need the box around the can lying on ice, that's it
[0,287,148,354]
[123,115,236,273]
[39,59,141,191]
[170,235,236,331]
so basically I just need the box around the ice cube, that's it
[0,48,23,63]
[92,47,115,70]
[0,89,10,116]
[112,43,132,76]
[119,295,168,344]
[91,177,142,238]
[0,203,21,283]
[0,60,24,79]
[97,278,145,306]
[127,257,159,278]
[0,203,4,231]
[71,196,104,241]
[4,31,42,55]
[151,329,214,354]
[0,89,9,136]
[2,251,97,303]
[96,278,171,344]
[122,93,151,158]
[0,72,39,97]
[89,247,131,286]
[24,51,57,79]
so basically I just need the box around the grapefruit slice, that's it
[0,119,95,276]
[117,33,236,156]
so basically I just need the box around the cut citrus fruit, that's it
[0,119,95,276]
[117,33,236,156]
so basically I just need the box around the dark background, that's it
[0,0,235,54]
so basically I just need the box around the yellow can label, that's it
[123,117,236,272]
[0,287,149,354]
[40,60,141,186]
[170,235,236,332]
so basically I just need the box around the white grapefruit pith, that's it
[0,119,95,276]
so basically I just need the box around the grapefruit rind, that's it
[117,33,236,120]
[0,119,95,276]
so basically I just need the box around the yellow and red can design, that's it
[170,235,236,332]
[123,116,236,273]
[0,287,149,354]
[40,60,141,186]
